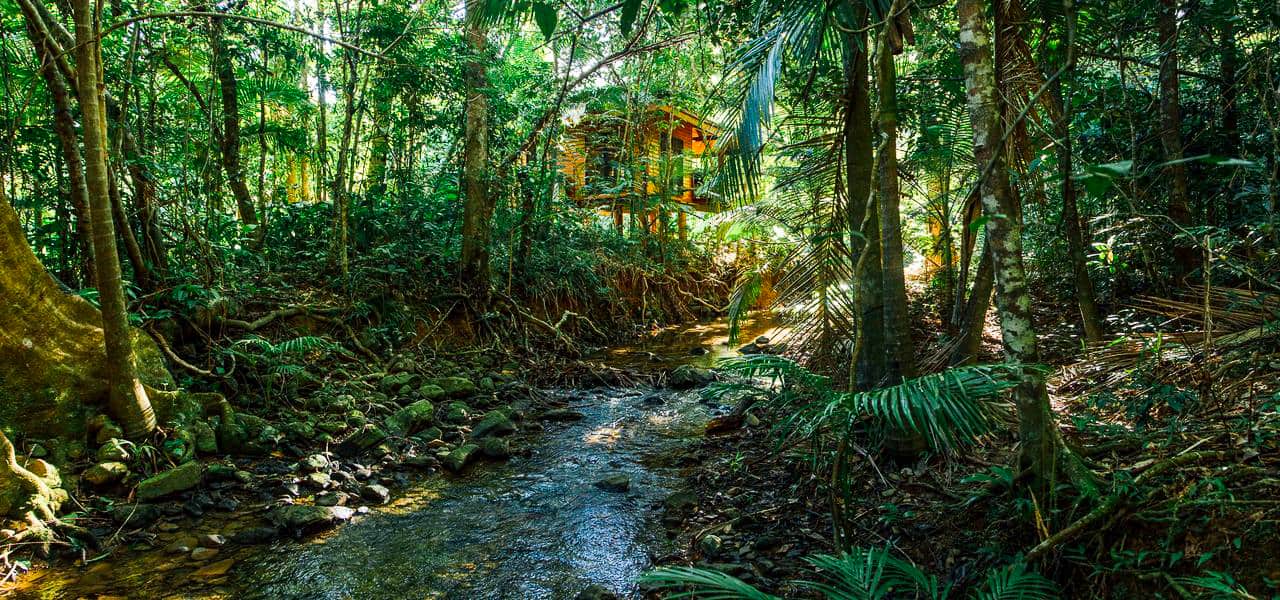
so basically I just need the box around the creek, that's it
[9,316,776,600]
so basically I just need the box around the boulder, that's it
[83,462,129,487]
[442,444,480,472]
[300,454,329,473]
[360,484,390,505]
[440,401,470,424]
[192,420,218,454]
[191,558,235,579]
[336,425,388,457]
[538,409,585,422]
[430,376,477,399]
[379,372,416,394]
[471,411,516,439]
[96,438,131,463]
[594,473,630,493]
[384,400,435,436]
[668,365,715,390]
[268,505,354,535]
[417,384,446,402]
[481,437,510,459]
[136,461,202,501]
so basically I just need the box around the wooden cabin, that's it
[560,105,720,238]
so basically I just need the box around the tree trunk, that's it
[1037,0,1104,342]
[954,243,994,363]
[71,0,156,440]
[957,0,1057,486]
[459,0,493,287]
[24,18,93,285]
[1218,0,1241,225]
[330,22,359,276]
[1158,0,1197,276]
[876,42,915,381]
[210,16,259,225]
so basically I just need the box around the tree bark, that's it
[876,38,915,381]
[24,17,93,285]
[459,0,493,287]
[842,25,885,390]
[210,15,259,225]
[1158,0,1197,276]
[958,0,1057,486]
[71,0,156,440]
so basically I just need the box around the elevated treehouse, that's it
[560,105,720,239]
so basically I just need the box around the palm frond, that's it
[970,562,1058,600]
[798,549,940,600]
[639,566,782,600]
[718,355,1029,452]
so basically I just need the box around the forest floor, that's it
[651,290,1280,598]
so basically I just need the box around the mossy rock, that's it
[429,377,477,399]
[439,401,470,425]
[442,444,480,472]
[384,400,435,436]
[471,411,517,439]
[136,461,202,501]
[417,384,446,402]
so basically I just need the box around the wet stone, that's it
[594,473,631,493]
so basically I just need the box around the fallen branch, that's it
[1026,450,1229,560]
[218,305,342,332]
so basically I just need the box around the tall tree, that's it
[875,9,916,381]
[957,0,1057,486]
[1036,0,1105,341]
[71,0,156,439]
[1158,0,1196,274]
[209,13,259,226]
[459,0,493,286]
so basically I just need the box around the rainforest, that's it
[0,0,1277,598]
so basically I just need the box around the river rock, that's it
[336,425,388,457]
[663,491,699,515]
[360,484,391,505]
[538,409,585,422]
[83,462,129,487]
[315,491,347,506]
[668,365,715,389]
[440,401,470,424]
[471,411,517,438]
[430,376,477,398]
[136,461,202,501]
[594,473,630,493]
[230,526,278,545]
[380,372,417,394]
[95,420,125,446]
[300,454,330,473]
[384,400,435,436]
[443,444,480,472]
[481,437,510,459]
[303,472,331,489]
[198,533,226,548]
[417,384,446,402]
[96,438,131,462]
[190,547,219,561]
[111,503,161,527]
[575,584,620,600]
[191,558,235,579]
[699,534,724,556]
[268,505,354,535]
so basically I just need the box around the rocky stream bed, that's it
[5,318,778,600]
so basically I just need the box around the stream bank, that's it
[6,317,777,600]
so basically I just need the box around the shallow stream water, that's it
[9,316,778,600]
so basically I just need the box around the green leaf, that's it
[532,2,558,41]
[620,0,643,37]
